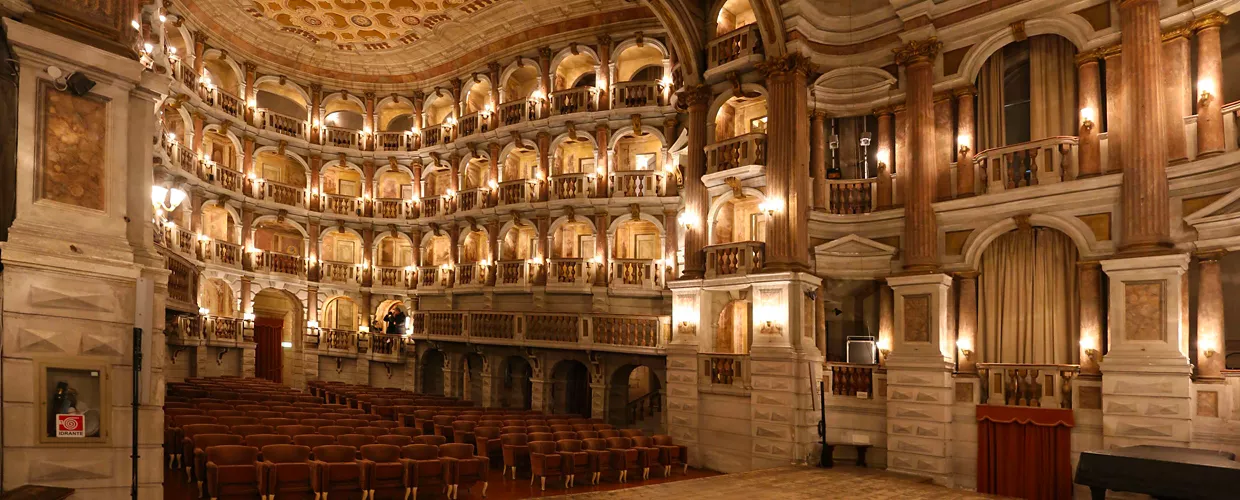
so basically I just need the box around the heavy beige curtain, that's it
[1029,35,1078,140]
[977,51,1007,151]
[978,228,1079,364]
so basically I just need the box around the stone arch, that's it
[549,358,591,416]
[706,187,766,244]
[252,76,311,109]
[420,348,446,395]
[606,358,666,431]
[253,147,310,186]
[499,57,544,100]
[200,48,244,94]
[705,0,787,57]
[198,277,238,318]
[251,215,309,239]
[550,130,599,152]
[607,126,668,150]
[497,355,533,409]
[463,352,486,403]
[320,294,361,331]
[322,91,367,114]
[200,199,243,243]
[958,18,1092,84]
[960,214,1097,270]
[251,287,305,384]
[707,84,769,144]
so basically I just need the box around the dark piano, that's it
[1075,445,1240,500]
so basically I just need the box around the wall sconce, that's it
[445,188,456,198]
[659,75,674,89]
[487,179,498,190]
[197,233,210,242]
[758,199,780,216]
[198,307,210,316]
[876,337,891,358]
[444,117,457,128]
[535,171,546,181]
[281,341,293,348]
[142,43,153,54]
[1201,339,1218,358]
[875,150,889,170]
[359,324,369,334]
[677,212,696,229]
[1080,337,1100,362]
[131,20,141,30]
[1198,79,1216,106]
[247,99,257,110]
[410,125,420,135]
[243,312,255,321]
[151,184,187,211]
[529,90,546,102]
[760,320,783,336]
[590,255,603,266]
[1080,107,1096,131]
[956,135,971,156]
[956,337,973,359]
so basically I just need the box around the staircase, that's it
[625,390,663,434]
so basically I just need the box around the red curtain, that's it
[977,405,1074,500]
[254,318,283,383]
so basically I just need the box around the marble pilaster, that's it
[679,85,711,279]
[1192,13,1228,158]
[895,39,942,272]
[1117,0,1171,252]
[1194,251,1225,381]
[757,54,812,272]
[1076,52,1102,177]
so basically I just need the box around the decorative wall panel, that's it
[38,82,107,211]
[903,294,930,342]
[1123,282,1164,341]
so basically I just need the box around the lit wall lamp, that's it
[1081,337,1100,362]
[677,212,696,229]
[151,184,188,212]
[198,307,210,316]
[956,337,973,360]
[1198,79,1216,107]
[758,199,781,217]
[956,135,971,156]
[1080,107,1096,132]
[1202,339,1218,358]
[359,324,369,334]
[529,90,546,102]
[487,179,498,190]
[876,337,892,359]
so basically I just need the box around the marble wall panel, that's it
[38,82,107,211]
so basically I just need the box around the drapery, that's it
[977,405,1075,500]
[977,51,1007,151]
[978,228,1078,364]
[1029,35,1078,140]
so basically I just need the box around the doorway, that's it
[254,318,283,382]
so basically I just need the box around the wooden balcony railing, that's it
[550,87,598,115]
[324,126,361,149]
[612,81,662,109]
[423,312,465,337]
[211,88,243,118]
[374,266,412,288]
[165,250,198,306]
[172,59,197,89]
[706,132,767,174]
[827,179,876,215]
[704,241,765,278]
[456,188,485,212]
[593,315,664,348]
[499,100,534,127]
[254,250,305,276]
[610,170,664,197]
[610,259,660,289]
[261,180,304,207]
[323,329,357,352]
[407,311,669,353]
[258,109,307,139]
[549,258,588,286]
[172,314,202,340]
[323,193,361,215]
[458,112,483,137]
[374,198,405,219]
[702,354,749,389]
[320,261,361,284]
[496,261,530,287]
[526,314,581,343]
[455,262,485,287]
[498,180,533,205]
[419,265,453,289]
[375,132,408,152]
[203,239,243,267]
[550,173,593,199]
[470,313,518,340]
[708,24,762,69]
[422,123,446,147]
[211,164,244,192]
[207,317,243,342]
[975,136,1079,194]
[977,363,1080,409]
[421,197,443,218]
[827,362,877,399]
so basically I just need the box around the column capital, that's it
[810,109,828,120]
[1194,249,1227,262]
[677,84,713,108]
[756,53,813,77]
[893,37,942,66]
[1076,260,1102,271]
[951,85,977,98]
[1099,43,1121,58]
[1074,49,1103,66]
[954,270,980,280]
[1162,24,1192,42]
[1191,12,1229,32]
[932,90,953,103]
[872,105,895,116]
[596,34,612,47]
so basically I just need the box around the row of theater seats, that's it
[167,377,689,498]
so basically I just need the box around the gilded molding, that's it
[1162,24,1192,42]
[1074,49,1102,66]
[756,53,812,78]
[1099,44,1121,58]
[1191,12,1228,32]
[893,37,942,66]
[1194,249,1227,262]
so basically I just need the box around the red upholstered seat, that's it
[293,434,336,452]
[168,415,216,469]
[631,435,663,480]
[529,440,566,491]
[355,427,388,437]
[598,429,620,439]
[244,434,292,456]
[432,415,456,441]
[500,433,530,480]
[653,434,689,475]
[417,435,447,446]
[552,431,578,441]
[391,427,422,438]
[441,443,489,499]
[402,444,445,499]
[318,425,354,437]
[474,427,502,464]
[217,416,258,427]
[260,418,298,428]
[259,444,313,498]
[605,436,640,483]
[377,434,414,447]
[191,433,244,495]
[620,429,643,438]
[181,424,231,480]
[231,424,275,438]
[451,421,477,449]
[582,438,615,485]
[206,445,261,499]
[338,434,377,456]
[276,425,316,437]
[311,445,365,498]
[360,444,406,499]
[557,439,591,488]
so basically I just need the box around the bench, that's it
[823,442,871,468]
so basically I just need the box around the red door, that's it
[254,318,283,383]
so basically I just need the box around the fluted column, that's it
[955,271,978,374]
[241,206,254,271]
[815,284,827,355]
[810,110,828,210]
[242,135,255,197]
[309,83,322,144]
[596,35,612,112]
[535,216,549,285]
[1076,52,1102,177]
[1161,27,1191,164]
[488,62,502,130]
[594,211,610,286]
[893,104,908,204]
[664,208,679,282]
[537,132,551,201]
[663,117,679,196]
[309,155,322,211]
[680,85,711,279]
[363,92,377,148]
[758,54,812,272]
[191,31,207,75]
[191,111,205,156]
[362,227,374,287]
[362,159,375,217]
[1118,0,1171,252]
[1077,261,1102,376]
[538,47,552,117]
[243,62,257,124]
[240,275,253,315]
[308,221,321,282]
[877,280,893,367]
[1193,13,1228,158]
[1103,45,1123,173]
[895,39,942,272]
[954,86,976,197]
[1195,251,1226,380]
[595,124,610,197]
[875,107,894,209]
[487,221,500,285]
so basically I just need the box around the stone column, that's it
[240,275,253,316]
[537,132,551,201]
[192,30,207,75]
[893,104,908,205]
[535,216,549,285]
[362,159,375,217]
[449,153,460,193]
[309,83,322,144]
[595,124,610,197]
[538,47,552,117]
[1077,261,1103,376]
[953,86,976,197]
[875,107,894,208]
[362,227,374,287]
[191,111,205,156]
[664,209,679,281]
[411,161,424,200]
[1161,27,1191,164]
[363,91,377,148]
[955,271,978,374]
[895,39,942,272]
[680,85,712,279]
[241,135,255,197]
[241,207,254,271]
[596,35,612,112]
[488,142,501,195]
[242,61,257,124]
[308,220,321,282]
[1195,251,1225,380]
[488,62,502,130]
[758,54,812,272]
[877,280,893,367]
[1117,0,1170,252]
[1193,13,1228,158]
[815,283,827,355]
[308,155,322,211]
[487,221,500,285]
[1076,52,1103,177]
[594,211,609,286]
[933,92,953,200]
[810,110,828,210]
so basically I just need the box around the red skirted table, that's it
[977,405,1074,500]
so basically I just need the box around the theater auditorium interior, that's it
[1,0,1240,498]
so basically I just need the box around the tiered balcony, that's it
[323,193,361,215]
[610,259,662,290]
[172,59,197,89]
[977,363,1079,409]
[422,123,447,147]
[548,258,591,288]
[458,112,484,137]
[202,239,243,268]
[320,261,362,285]
[707,24,763,71]
[550,173,594,200]
[169,143,200,176]
[163,248,198,308]
[495,261,530,288]
[160,223,197,259]
[204,316,245,346]
[612,81,662,109]
[364,333,406,362]
[454,262,488,288]
[418,265,453,290]
[827,179,876,215]
[704,241,765,278]
[497,180,534,205]
[205,87,243,118]
[706,132,767,174]
[323,126,361,149]
[373,266,413,289]
[975,136,1079,194]
[409,311,668,354]
[373,198,406,219]
[700,354,750,393]
[456,188,486,212]
[253,250,306,276]
[260,180,304,207]
[322,328,358,356]
[421,197,444,218]
[257,109,307,139]
[499,100,535,127]
[827,362,878,399]
[610,170,665,197]
[550,87,598,116]
[375,132,409,152]
[209,163,245,192]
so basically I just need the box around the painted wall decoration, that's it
[38,82,107,211]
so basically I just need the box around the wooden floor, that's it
[163,460,720,499]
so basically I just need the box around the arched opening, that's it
[977,227,1079,363]
[502,148,538,182]
[613,132,664,172]
[463,353,485,403]
[712,299,750,354]
[552,137,597,176]
[254,151,307,190]
[500,224,538,261]
[715,0,757,37]
[423,167,453,197]
[975,35,1078,153]
[377,99,415,132]
[323,97,365,131]
[550,360,591,417]
[202,130,239,171]
[422,234,452,267]
[554,53,597,91]
[501,65,540,103]
[200,203,239,243]
[252,288,300,383]
[710,195,765,244]
[162,106,187,144]
[615,45,665,83]
[421,350,446,395]
[460,157,488,190]
[254,80,308,120]
[321,296,360,331]
[321,164,364,212]
[612,219,661,260]
[425,92,455,126]
[375,234,414,267]
[608,364,664,433]
[460,230,490,264]
[498,356,533,409]
[165,27,190,65]
[320,229,363,283]
[375,168,414,200]
[552,220,595,261]
[374,298,408,336]
[714,94,768,143]
[201,56,241,96]
[463,79,493,114]
[198,278,237,318]
[252,219,304,256]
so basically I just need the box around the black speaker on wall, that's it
[846,336,877,364]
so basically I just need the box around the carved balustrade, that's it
[708,24,762,69]
[254,250,305,276]
[323,126,361,149]
[706,132,767,174]
[498,100,535,126]
[827,179,876,215]
[977,363,1080,409]
[525,314,581,343]
[258,109,307,139]
[550,173,593,199]
[704,241,765,278]
[975,136,1079,194]
[374,266,412,288]
[610,259,660,289]
[612,81,662,109]
[422,123,446,147]
[375,132,408,152]
[495,261,529,287]
[610,170,664,197]
[320,261,362,285]
[497,180,533,205]
[593,315,664,348]
[374,198,405,218]
[261,180,304,207]
[701,354,749,389]
[827,362,877,399]
[550,87,598,115]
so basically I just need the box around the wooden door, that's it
[254,318,283,383]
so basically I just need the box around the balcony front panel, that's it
[324,126,361,149]
[525,313,581,343]
[457,188,487,212]
[258,109,307,139]
[322,328,358,355]
[204,239,243,268]
[324,193,361,215]
[320,261,362,285]
[610,170,664,197]
[610,259,661,290]
[550,87,598,116]
[422,123,447,147]
[469,312,519,340]
[375,132,408,152]
[208,88,243,118]
[975,136,1079,194]
[497,180,534,206]
[550,173,594,200]
[418,266,454,290]
[499,100,534,127]
[261,181,305,207]
[210,164,245,192]
[495,261,530,288]
[548,259,591,288]
[254,250,306,277]
[704,241,765,278]
[374,198,406,219]
[977,363,1080,409]
[373,266,412,289]
[612,81,662,109]
[455,262,487,287]
[458,112,485,137]
[593,315,664,348]
[708,25,762,70]
[827,179,876,215]
[706,133,767,174]
[701,354,750,392]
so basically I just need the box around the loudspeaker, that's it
[846,336,877,364]
[66,72,95,96]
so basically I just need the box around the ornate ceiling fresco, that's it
[177,0,657,85]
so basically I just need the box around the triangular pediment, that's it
[814,234,897,257]
[1184,187,1240,225]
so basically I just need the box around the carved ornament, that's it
[756,53,812,77]
[1191,12,1228,32]
[893,38,943,66]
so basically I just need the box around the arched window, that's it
[977,227,1078,364]
[976,35,1078,150]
